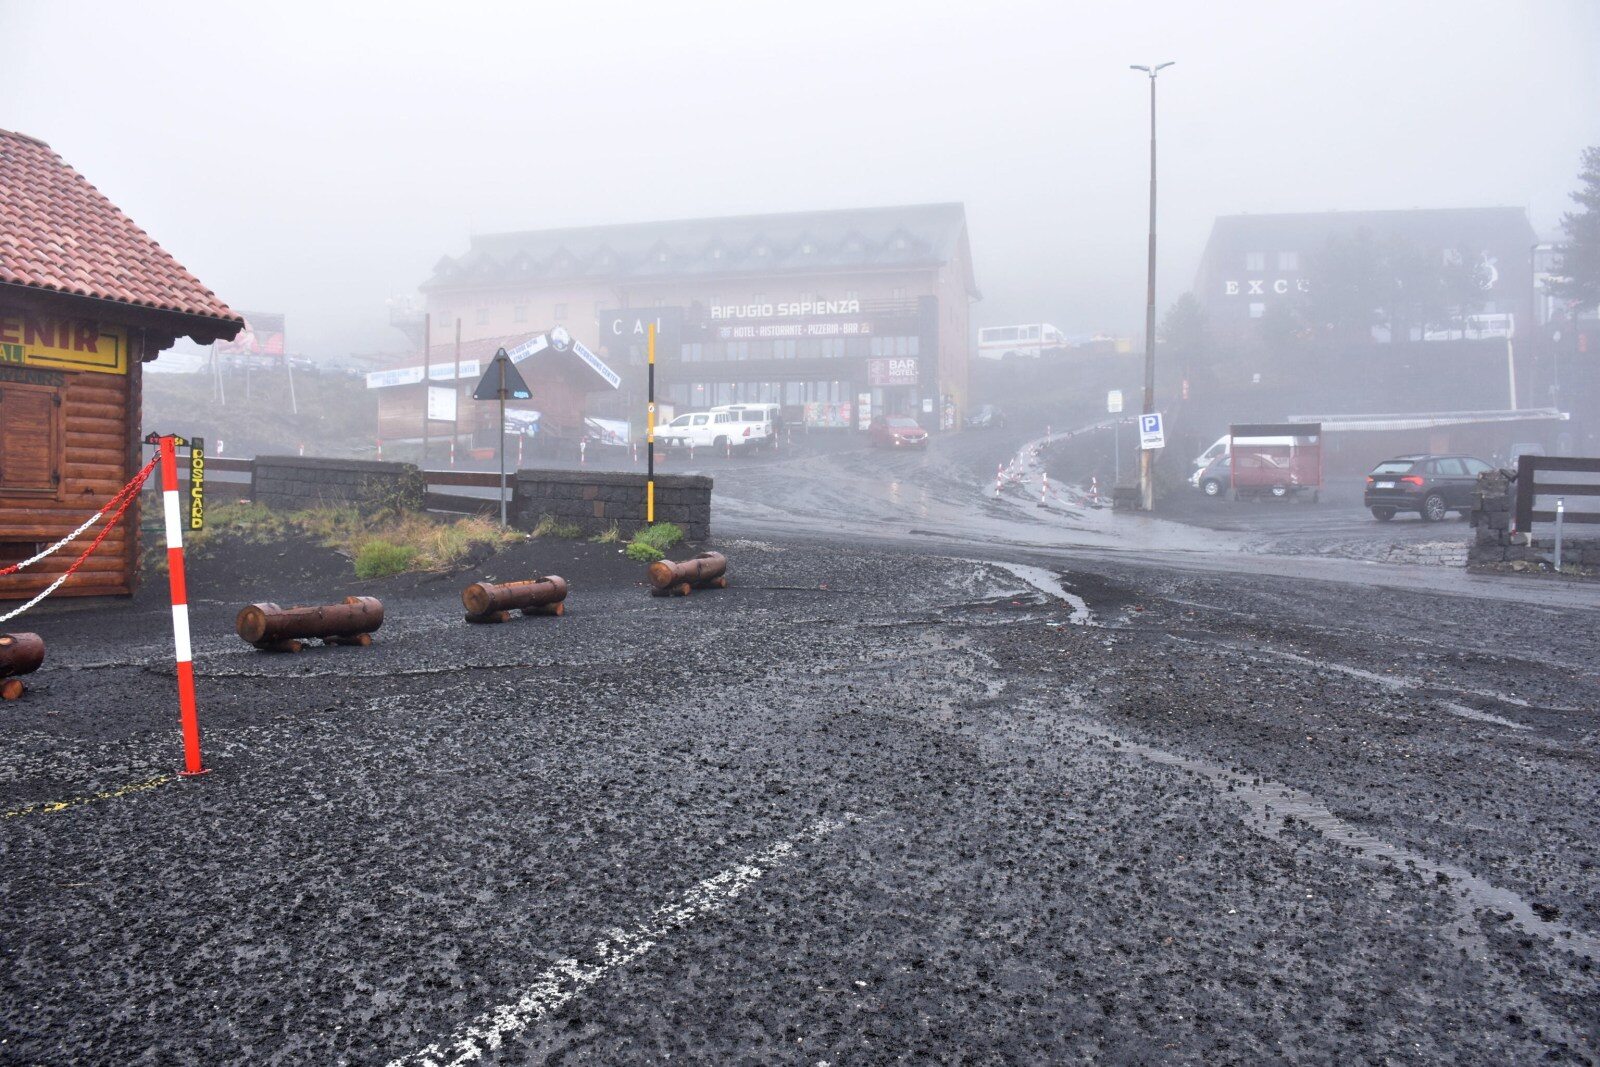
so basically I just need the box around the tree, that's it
[1549,145,1600,310]
[1307,229,1485,341]
[1159,292,1208,357]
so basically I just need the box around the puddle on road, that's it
[981,561,1094,625]
[1060,714,1600,964]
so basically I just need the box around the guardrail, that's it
[1514,456,1600,532]
[421,469,504,516]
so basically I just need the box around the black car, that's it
[1364,453,1493,522]
[966,404,1006,429]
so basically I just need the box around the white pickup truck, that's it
[657,410,739,451]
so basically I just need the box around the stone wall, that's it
[251,457,424,514]
[514,470,711,541]
[1468,468,1600,575]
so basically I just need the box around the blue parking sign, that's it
[1139,412,1166,450]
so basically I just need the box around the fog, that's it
[5,0,1599,358]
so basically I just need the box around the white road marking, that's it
[387,817,851,1066]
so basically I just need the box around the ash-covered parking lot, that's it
[4,517,1599,1064]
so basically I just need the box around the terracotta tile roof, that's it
[0,127,242,329]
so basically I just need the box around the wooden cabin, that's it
[0,128,241,601]
[370,330,621,461]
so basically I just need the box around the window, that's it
[845,290,858,304]
[1434,458,1467,476]
[476,307,490,326]
[892,287,907,302]
[513,305,528,323]
[1463,458,1492,475]
[1249,302,1265,318]
[1277,251,1299,271]
[553,303,567,321]
[0,382,61,495]
[1245,252,1266,271]
[751,293,766,306]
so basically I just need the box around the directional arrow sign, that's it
[473,348,532,401]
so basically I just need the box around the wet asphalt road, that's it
[3,428,1600,1064]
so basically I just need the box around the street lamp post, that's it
[1131,61,1173,511]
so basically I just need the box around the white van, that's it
[1193,433,1300,469]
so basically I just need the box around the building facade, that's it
[412,203,979,438]
[1194,207,1537,340]
[0,128,241,601]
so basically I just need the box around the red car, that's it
[868,415,928,449]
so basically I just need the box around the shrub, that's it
[591,523,622,544]
[624,540,665,563]
[354,539,418,578]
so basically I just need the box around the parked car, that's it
[1194,453,1303,500]
[868,415,929,449]
[657,410,739,451]
[711,402,784,451]
[1364,454,1492,521]
[966,404,1006,429]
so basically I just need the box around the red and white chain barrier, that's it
[0,454,158,624]
[156,435,207,776]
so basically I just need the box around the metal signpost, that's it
[647,322,657,522]
[473,348,532,526]
[1108,390,1124,483]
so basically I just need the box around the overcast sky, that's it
[6,0,1598,357]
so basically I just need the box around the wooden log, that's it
[650,581,694,598]
[235,596,384,650]
[647,551,727,592]
[461,575,568,617]
[0,632,45,679]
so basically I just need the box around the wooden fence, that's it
[1514,455,1600,531]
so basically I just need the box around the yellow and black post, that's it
[646,322,656,523]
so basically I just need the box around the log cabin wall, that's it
[0,349,143,600]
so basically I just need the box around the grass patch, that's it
[591,522,622,544]
[624,540,665,563]
[623,522,685,564]
[530,514,584,539]
[355,540,418,578]
[181,501,520,578]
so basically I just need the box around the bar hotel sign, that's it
[0,311,129,375]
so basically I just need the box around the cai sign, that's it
[868,357,919,387]
[0,310,128,375]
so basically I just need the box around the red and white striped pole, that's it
[1039,472,1049,506]
[995,463,1004,497]
[159,436,206,776]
